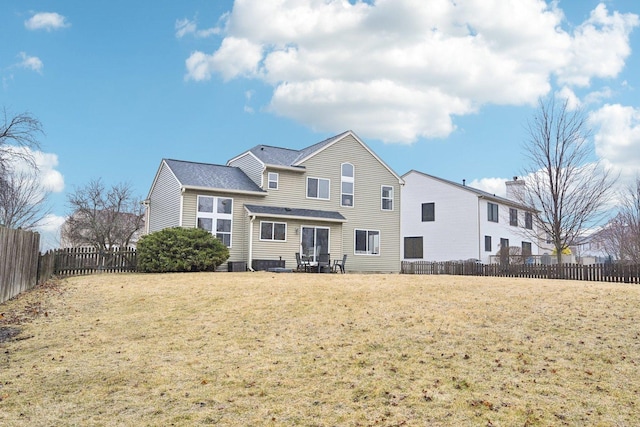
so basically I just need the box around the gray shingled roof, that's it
[165,159,265,193]
[244,204,346,222]
[247,130,351,167]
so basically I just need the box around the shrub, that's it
[137,227,229,273]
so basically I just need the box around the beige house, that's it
[145,130,403,273]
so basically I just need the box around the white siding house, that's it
[401,170,539,264]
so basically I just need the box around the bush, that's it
[137,227,229,273]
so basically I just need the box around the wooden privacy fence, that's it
[53,247,137,277]
[401,261,640,284]
[0,227,41,304]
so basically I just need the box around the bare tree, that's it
[513,96,617,266]
[0,169,52,229]
[0,108,42,176]
[599,177,640,263]
[64,179,145,250]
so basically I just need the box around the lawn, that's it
[1,272,639,426]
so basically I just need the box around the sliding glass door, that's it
[301,226,330,262]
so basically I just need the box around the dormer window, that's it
[268,172,279,190]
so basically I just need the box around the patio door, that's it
[301,226,329,262]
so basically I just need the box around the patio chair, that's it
[333,254,347,273]
[317,253,331,273]
[295,252,309,272]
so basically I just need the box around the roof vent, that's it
[285,207,292,211]
[462,179,466,186]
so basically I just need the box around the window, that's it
[404,237,423,259]
[268,172,278,190]
[341,163,354,207]
[301,226,329,262]
[260,221,286,241]
[307,177,330,200]
[522,241,532,258]
[488,202,499,223]
[422,202,435,222]
[355,229,380,255]
[381,186,393,211]
[509,208,518,226]
[197,196,233,247]
[525,212,533,230]
[484,235,492,252]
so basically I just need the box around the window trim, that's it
[404,236,423,259]
[355,228,381,256]
[488,202,499,223]
[525,212,533,230]
[267,172,279,190]
[484,235,492,252]
[509,208,518,227]
[381,185,394,211]
[341,162,354,208]
[306,176,330,200]
[196,195,233,248]
[422,202,435,222]
[259,221,287,242]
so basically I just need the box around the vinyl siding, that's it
[182,190,265,265]
[250,218,343,270]
[401,171,539,263]
[299,134,401,273]
[228,153,264,187]
[147,161,182,233]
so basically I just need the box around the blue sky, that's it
[2,0,639,249]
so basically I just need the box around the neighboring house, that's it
[60,210,145,249]
[145,130,403,273]
[401,170,539,264]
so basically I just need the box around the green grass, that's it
[1,273,639,426]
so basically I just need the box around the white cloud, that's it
[17,52,43,74]
[5,146,65,193]
[186,0,639,143]
[24,12,70,31]
[589,103,640,181]
[34,214,66,251]
[185,37,263,81]
[175,17,221,38]
[468,177,508,198]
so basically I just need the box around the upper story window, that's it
[307,177,330,200]
[381,185,394,211]
[488,202,499,223]
[197,195,233,247]
[422,202,435,221]
[525,212,533,230]
[268,172,279,190]
[509,208,518,226]
[341,163,354,207]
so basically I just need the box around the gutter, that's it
[247,215,256,271]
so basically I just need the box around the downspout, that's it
[478,197,482,262]
[248,215,256,271]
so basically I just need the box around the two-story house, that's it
[145,130,403,273]
[401,170,539,264]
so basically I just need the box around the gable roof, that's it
[403,169,535,211]
[231,130,403,183]
[244,204,347,222]
[163,159,266,194]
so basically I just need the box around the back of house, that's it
[145,130,403,273]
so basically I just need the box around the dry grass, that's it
[1,272,639,426]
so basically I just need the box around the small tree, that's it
[598,177,640,263]
[514,96,617,266]
[0,108,42,176]
[136,227,229,273]
[1,108,46,229]
[64,179,144,249]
